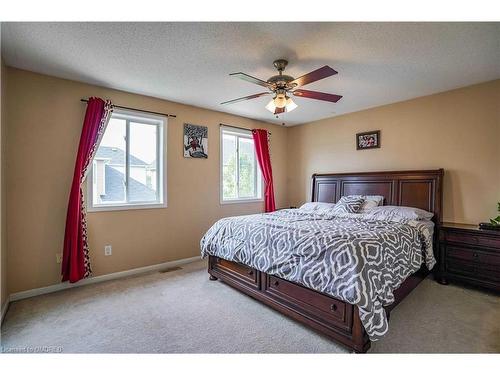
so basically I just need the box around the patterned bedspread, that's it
[200,209,435,340]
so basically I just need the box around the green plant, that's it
[490,202,500,226]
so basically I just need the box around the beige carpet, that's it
[1,260,499,353]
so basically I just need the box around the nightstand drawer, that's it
[440,224,500,291]
[446,259,500,282]
[444,232,479,245]
[446,246,500,266]
[445,231,500,249]
[477,236,500,249]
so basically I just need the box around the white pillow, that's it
[299,202,336,213]
[365,205,434,221]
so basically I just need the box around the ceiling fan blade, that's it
[293,89,342,103]
[220,92,270,105]
[290,66,338,87]
[274,107,285,115]
[230,72,272,88]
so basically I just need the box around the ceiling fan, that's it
[221,59,342,115]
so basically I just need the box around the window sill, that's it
[220,198,264,205]
[87,202,167,212]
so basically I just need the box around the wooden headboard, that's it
[311,169,444,224]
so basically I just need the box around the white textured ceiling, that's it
[1,22,499,126]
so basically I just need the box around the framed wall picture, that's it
[356,130,380,150]
[184,123,208,158]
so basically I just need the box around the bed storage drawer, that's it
[209,256,260,289]
[263,274,352,331]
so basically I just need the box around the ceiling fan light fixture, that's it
[273,93,287,108]
[223,60,341,115]
[285,97,298,112]
[265,99,276,113]
[266,96,298,113]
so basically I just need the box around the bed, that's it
[201,169,443,352]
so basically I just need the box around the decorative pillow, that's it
[330,196,365,214]
[299,202,336,213]
[356,195,385,212]
[365,205,434,221]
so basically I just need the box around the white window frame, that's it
[87,108,167,212]
[220,125,263,204]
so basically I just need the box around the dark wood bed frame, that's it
[208,169,444,353]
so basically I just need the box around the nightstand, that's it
[438,223,500,292]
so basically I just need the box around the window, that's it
[220,126,262,203]
[88,109,166,211]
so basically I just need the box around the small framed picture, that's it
[184,123,208,158]
[356,130,380,150]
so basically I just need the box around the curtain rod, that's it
[220,123,271,135]
[80,99,176,118]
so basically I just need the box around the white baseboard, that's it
[9,255,202,302]
[1,295,10,324]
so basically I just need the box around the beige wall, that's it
[5,67,288,294]
[3,66,499,296]
[287,80,500,225]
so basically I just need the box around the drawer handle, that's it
[273,280,279,287]
[247,270,254,276]
[473,253,478,258]
[330,304,338,312]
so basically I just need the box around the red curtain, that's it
[62,97,112,283]
[252,129,276,212]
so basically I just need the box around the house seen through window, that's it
[221,126,262,203]
[88,109,166,210]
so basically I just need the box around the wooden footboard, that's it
[207,255,429,353]
[207,255,371,353]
